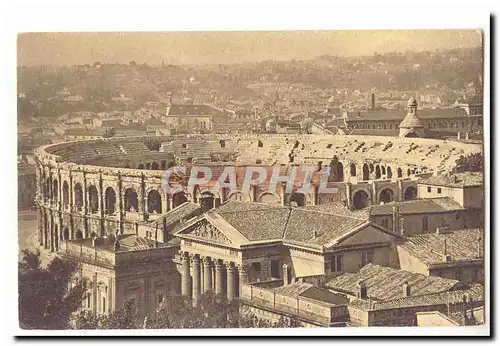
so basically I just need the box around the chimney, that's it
[392,206,399,234]
[282,264,290,286]
[402,281,411,297]
[312,229,318,239]
[357,280,368,299]
[442,239,452,262]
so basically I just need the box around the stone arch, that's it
[160,160,167,170]
[172,191,188,208]
[350,163,357,177]
[151,162,160,170]
[403,186,417,201]
[397,168,403,178]
[362,163,370,181]
[289,192,306,207]
[104,187,116,215]
[328,156,344,182]
[352,189,371,210]
[88,185,99,213]
[75,229,83,239]
[124,188,139,212]
[387,166,393,179]
[259,192,281,205]
[147,189,162,214]
[62,181,69,208]
[375,165,381,179]
[74,183,83,212]
[53,179,59,201]
[404,131,419,138]
[227,191,252,202]
[138,163,145,169]
[379,188,395,204]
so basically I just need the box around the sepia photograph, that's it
[10,4,491,338]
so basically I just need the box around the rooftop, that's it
[369,197,464,216]
[167,104,223,116]
[418,172,483,188]
[344,108,469,122]
[398,228,484,265]
[326,264,464,301]
[274,282,350,306]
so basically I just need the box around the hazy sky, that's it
[17,30,482,66]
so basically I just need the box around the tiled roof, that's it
[300,202,371,220]
[216,207,290,241]
[326,264,462,301]
[399,112,424,128]
[344,108,468,122]
[369,197,464,216]
[164,202,203,234]
[418,172,483,188]
[283,209,367,246]
[167,105,222,116]
[274,282,349,306]
[398,228,484,264]
[215,200,284,214]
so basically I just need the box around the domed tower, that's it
[399,97,425,138]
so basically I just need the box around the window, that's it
[251,262,262,272]
[455,212,461,220]
[437,188,442,194]
[102,297,106,313]
[381,218,389,229]
[330,255,342,273]
[361,251,373,267]
[271,260,280,278]
[422,216,429,231]
[158,294,164,304]
[87,294,91,309]
[427,186,432,193]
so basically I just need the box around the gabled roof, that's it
[399,111,424,128]
[326,264,463,301]
[274,282,349,306]
[398,228,484,265]
[369,197,464,216]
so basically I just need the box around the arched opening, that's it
[329,156,344,182]
[104,187,116,215]
[160,161,166,170]
[397,168,403,178]
[259,193,281,205]
[381,166,386,175]
[53,179,59,201]
[350,163,357,177]
[74,183,83,212]
[407,168,411,177]
[75,230,83,239]
[379,189,395,204]
[362,163,370,181]
[403,186,417,201]
[62,181,69,208]
[375,166,381,179]
[124,188,139,212]
[45,178,51,200]
[227,192,252,202]
[54,225,59,251]
[147,189,163,214]
[404,131,419,138]
[369,163,374,173]
[88,185,99,213]
[138,164,145,169]
[63,227,69,240]
[352,190,371,210]
[145,163,151,170]
[172,192,188,208]
[151,162,159,170]
[387,167,393,179]
[289,193,306,207]
[199,191,216,212]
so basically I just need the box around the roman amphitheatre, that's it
[34,131,482,252]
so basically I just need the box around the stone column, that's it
[192,255,201,305]
[215,261,224,295]
[180,252,191,297]
[237,264,249,297]
[226,262,235,301]
[203,257,213,293]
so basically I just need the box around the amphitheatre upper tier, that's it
[36,134,482,175]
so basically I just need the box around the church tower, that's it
[399,97,425,138]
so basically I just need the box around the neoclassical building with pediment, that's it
[173,201,401,303]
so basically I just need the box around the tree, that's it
[73,301,139,329]
[18,250,87,329]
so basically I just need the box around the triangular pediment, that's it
[327,224,397,249]
[176,213,250,246]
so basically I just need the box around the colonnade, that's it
[180,251,249,304]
